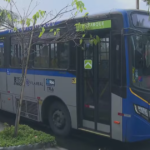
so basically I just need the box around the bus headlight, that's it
[134,105,149,120]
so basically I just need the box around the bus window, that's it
[11,44,22,67]
[112,34,121,86]
[69,41,76,70]
[10,36,29,68]
[98,38,110,124]
[50,43,58,68]
[59,42,69,69]
[50,42,69,69]
[34,44,49,68]
[0,42,4,67]
[98,38,109,79]
[33,42,69,69]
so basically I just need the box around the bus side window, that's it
[50,42,69,69]
[33,42,69,69]
[10,36,29,68]
[112,34,121,86]
[50,43,58,68]
[69,41,76,70]
[10,44,22,67]
[58,42,69,69]
[0,42,4,67]
[34,44,49,68]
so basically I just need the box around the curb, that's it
[0,142,55,150]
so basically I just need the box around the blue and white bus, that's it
[0,9,150,142]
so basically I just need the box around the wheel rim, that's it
[52,110,66,129]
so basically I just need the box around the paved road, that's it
[0,110,150,150]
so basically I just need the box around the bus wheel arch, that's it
[41,95,72,136]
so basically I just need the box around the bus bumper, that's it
[125,115,150,142]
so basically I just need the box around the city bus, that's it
[0,9,150,142]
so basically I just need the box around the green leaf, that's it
[94,39,97,45]
[39,27,45,37]
[13,27,17,32]
[7,13,11,21]
[4,0,11,2]
[26,18,31,27]
[56,28,60,32]
[74,23,80,26]
[39,10,46,18]
[73,0,86,13]
[83,12,88,17]
[0,11,3,17]
[96,35,100,43]
[54,31,56,35]
[13,19,17,23]
[80,39,83,45]
[89,39,93,45]
[36,12,39,18]
[82,34,85,38]
[75,11,78,16]
[90,34,92,38]
[32,14,37,20]
[50,29,53,32]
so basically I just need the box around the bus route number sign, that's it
[84,60,92,69]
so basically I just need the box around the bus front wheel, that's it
[48,101,71,137]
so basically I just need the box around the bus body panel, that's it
[7,72,35,97]
[0,68,77,129]
[34,75,76,106]
[111,93,123,141]
[118,9,150,142]
[0,70,7,92]
[123,89,150,142]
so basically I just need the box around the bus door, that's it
[77,36,111,136]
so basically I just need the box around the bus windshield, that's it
[129,34,150,90]
[132,13,150,28]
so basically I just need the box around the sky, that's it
[0,0,149,24]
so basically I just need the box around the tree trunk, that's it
[14,20,36,136]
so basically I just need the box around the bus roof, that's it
[0,9,148,36]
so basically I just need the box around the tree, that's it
[0,0,89,137]
[0,9,18,29]
[1,0,101,137]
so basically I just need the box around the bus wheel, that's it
[48,102,71,137]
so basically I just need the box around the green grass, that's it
[0,123,56,147]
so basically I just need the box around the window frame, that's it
[0,40,5,68]
[10,35,30,68]
[131,12,150,29]
[111,31,127,98]
[32,42,70,70]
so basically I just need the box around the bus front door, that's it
[77,37,111,136]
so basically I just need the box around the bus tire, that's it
[48,101,71,137]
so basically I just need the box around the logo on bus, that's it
[25,79,43,86]
[84,60,92,69]
[14,77,22,86]
[14,77,44,86]
[46,79,55,86]
[46,79,55,92]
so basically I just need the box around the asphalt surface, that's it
[0,110,150,150]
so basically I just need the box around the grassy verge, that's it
[0,123,56,147]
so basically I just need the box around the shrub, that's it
[0,123,56,147]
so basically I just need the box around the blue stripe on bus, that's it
[0,21,62,36]
[0,68,76,78]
